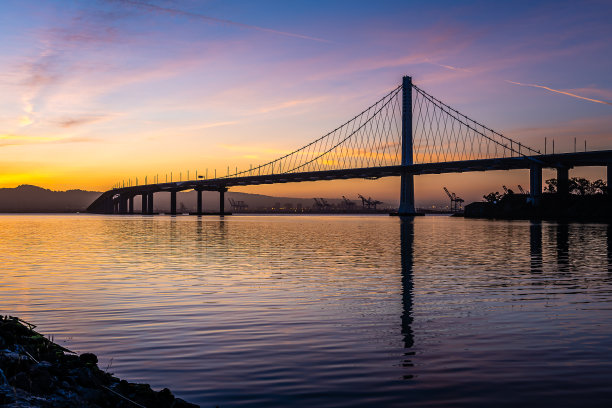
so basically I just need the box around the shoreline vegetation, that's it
[0,316,198,408]
[464,194,610,222]
[464,177,609,222]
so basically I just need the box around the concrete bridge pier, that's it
[141,193,148,214]
[606,162,612,197]
[170,191,177,215]
[557,167,569,196]
[118,195,129,214]
[147,192,154,215]
[396,75,418,216]
[196,189,203,215]
[105,197,114,214]
[219,187,227,215]
[398,172,416,214]
[530,163,542,206]
[128,196,134,214]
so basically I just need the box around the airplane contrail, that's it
[427,61,611,106]
[426,61,472,73]
[106,0,331,43]
[505,80,612,106]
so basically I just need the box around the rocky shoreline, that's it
[0,316,198,407]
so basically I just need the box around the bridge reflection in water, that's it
[400,217,415,379]
[529,220,612,274]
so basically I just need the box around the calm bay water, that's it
[1,214,611,407]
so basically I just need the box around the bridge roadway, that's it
[87,150,612,214]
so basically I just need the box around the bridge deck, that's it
[87,150,612,213]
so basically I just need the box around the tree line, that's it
[483,177,607,203]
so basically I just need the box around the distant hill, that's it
[116,190,351,213]
[0,185,365,213]
[0,185,101,212]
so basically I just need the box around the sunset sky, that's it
[1,0,611,206]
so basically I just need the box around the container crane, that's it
[228,198,248,211]
[342,196,356,209]
[358,194,383,210]
[313,198,331,209]
[443,187,464,213]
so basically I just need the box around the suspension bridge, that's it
[87,76,612,215]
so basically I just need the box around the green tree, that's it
[483,191,502,203]
[591,179,607,194]
[545,177,607,195]
[570,177,590,195]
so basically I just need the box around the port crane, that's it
[358,194,382,210]
[502,185,516,195]
[341,196,356,209]
[443,187,464,213]
[313,198,332,209]
[228,198,248,212]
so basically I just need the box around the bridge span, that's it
[87,76,611,215]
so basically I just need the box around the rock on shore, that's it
[0,316,199,407]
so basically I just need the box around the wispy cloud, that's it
[56,115,110,128]
[195,121,237,130]
[256,97,326,114]
[105,0,331,43]
[505,80,612,106]
[0,134,97,148]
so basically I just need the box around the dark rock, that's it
[70,366,97,388]
[79,352,98,365]
[0,384,15,404]
[74,384,106,404]
[1,316,201,407]
[0,367,7,385]
[10,371,31,391]
[29,363,55,394]
[174,397,200,408]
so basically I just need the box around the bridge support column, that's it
[119,195,128,214]
[530,163,542,206]
[606,162,612,197]
[147,192,154,215]
[170,191,177,215]
[399,172,416,214]
[196,189,203,215]
[141,193,148,214]
[557,167,569,196]
[219,188,227,215]
[128,196,134,214]
[105,197,114,214]
[397,75,418,215]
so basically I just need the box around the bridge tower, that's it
[398,76,416,215]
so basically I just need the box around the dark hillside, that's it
[0,185,100,212]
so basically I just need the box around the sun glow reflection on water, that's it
[0,214,611,407]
